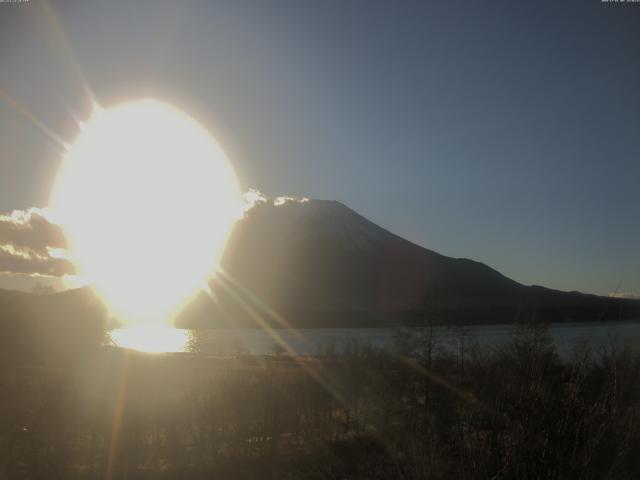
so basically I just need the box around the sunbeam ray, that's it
[215,273,349,405]
[38,0,99,107]
[217,268,306,340]
[104,351,130,480]
[0,88,69,150]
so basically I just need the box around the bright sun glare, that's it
[50,99,242,350]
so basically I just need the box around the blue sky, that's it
[0,0,638,295]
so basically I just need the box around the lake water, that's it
[111,321,640,357]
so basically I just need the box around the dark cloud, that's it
[0,248,75,276]
[0,208,67,253]
[0,209,73,276]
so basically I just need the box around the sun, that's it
[50,99,242,331]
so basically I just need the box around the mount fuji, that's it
[176,199,640,328]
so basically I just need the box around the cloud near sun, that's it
[0,190,310,279]
[0,208,74,276]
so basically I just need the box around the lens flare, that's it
[50,99,243,327]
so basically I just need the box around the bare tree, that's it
[448,323,472,371]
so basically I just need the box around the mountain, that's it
[0,286,105,364]
[1,199,637,330]
[176,200,640,328]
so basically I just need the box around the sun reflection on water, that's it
[110,325,189,353]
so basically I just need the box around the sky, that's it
[0,0,638,296]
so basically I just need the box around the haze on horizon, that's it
[0,0,638,297]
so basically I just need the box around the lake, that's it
[111,321,640,357]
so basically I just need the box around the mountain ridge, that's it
[2,198,639,329]
[179,199,639,327]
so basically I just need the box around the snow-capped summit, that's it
[242,199,390,253]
